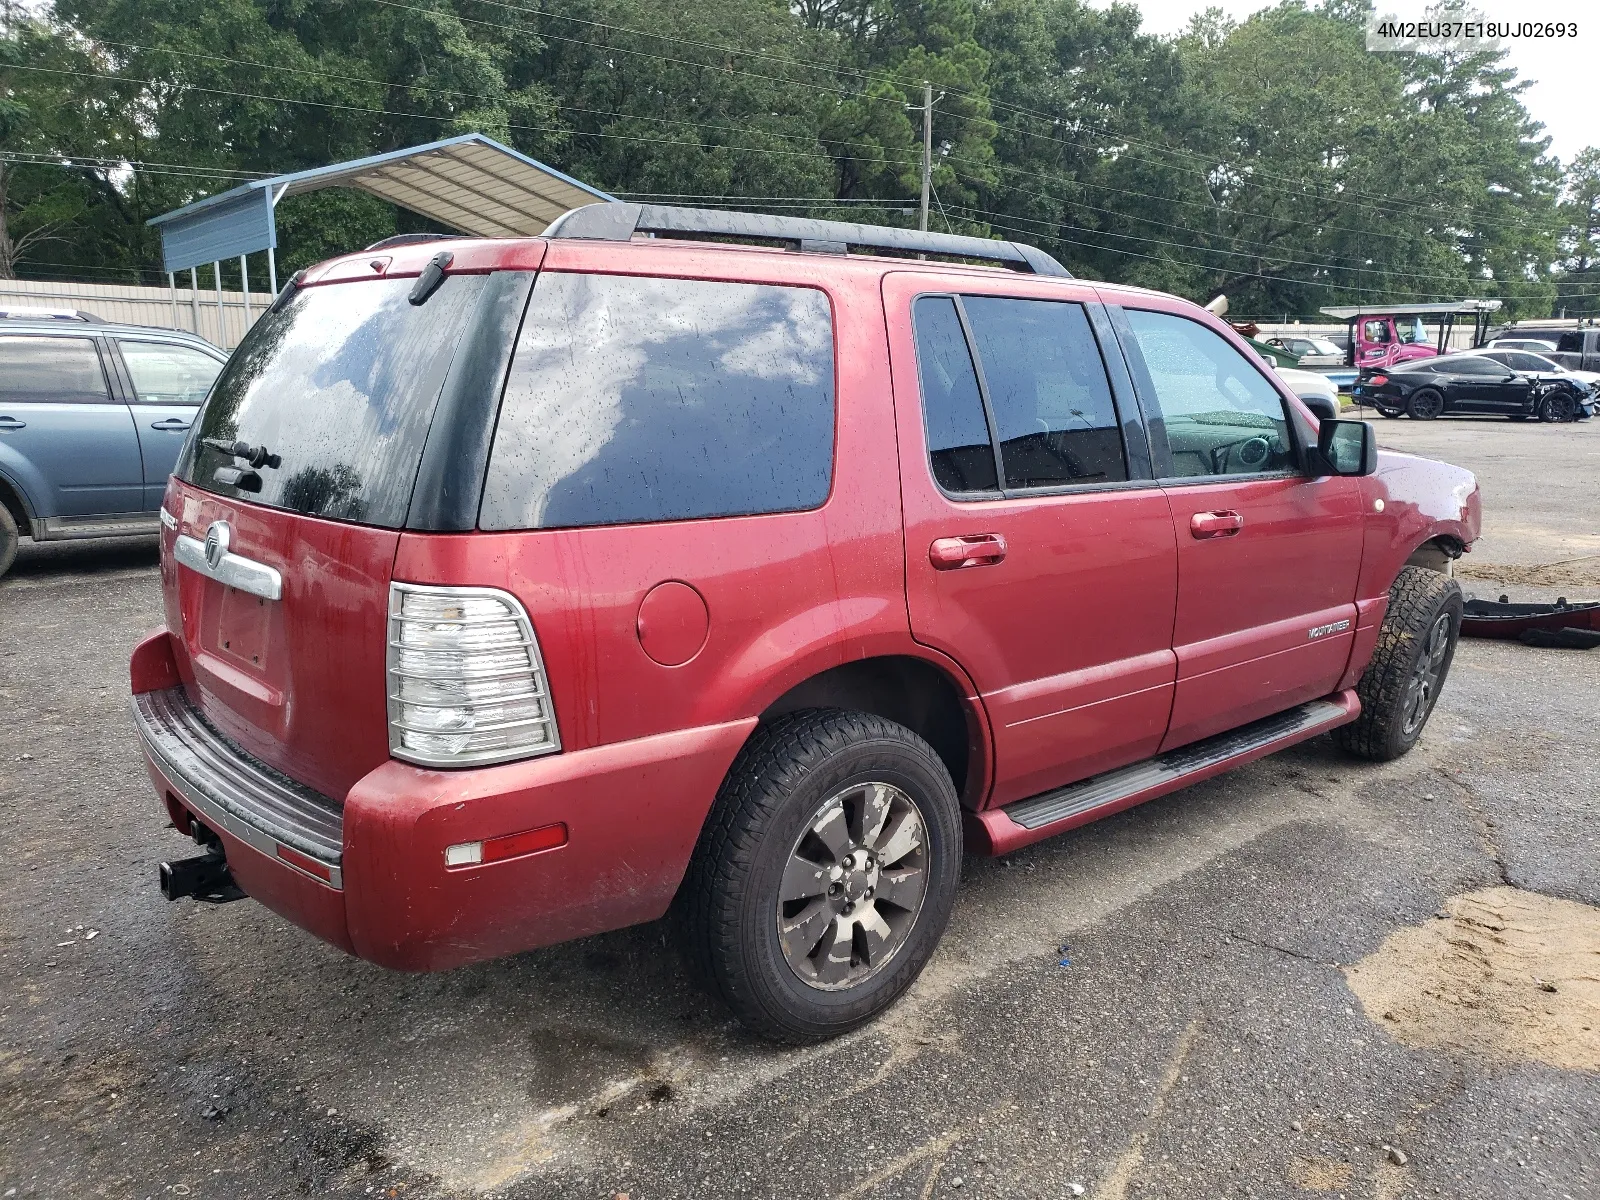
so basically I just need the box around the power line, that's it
[444,0,1548,238]
[4,62,892,169]
[78,26,1539,262]
[1,151,269,181]
[86,36,933,174]
[964,207,1562,301]
[945,182,1503,288]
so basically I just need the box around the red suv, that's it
[131,205,1480,1042]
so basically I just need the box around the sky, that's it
[1097,0,1593,164]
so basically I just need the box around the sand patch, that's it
[1456,556,1600,589]
[1287,1156,1352,1191]
[1344,886,1600,1071]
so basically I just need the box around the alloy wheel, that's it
[1408,390,1443,420]
[1401,611,1453,737]
[776,781,930,991]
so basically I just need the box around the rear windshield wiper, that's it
[203,438,281,470]
[203,438,280,492]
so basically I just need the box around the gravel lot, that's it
[1,417,1596,1199]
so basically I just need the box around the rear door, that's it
[0,333,144,519]
[163,265,519,800]
[1110,304,1364,750]
[885,272,1178,807]
[111,337,225,509]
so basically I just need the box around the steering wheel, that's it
[1209,435,1273,474]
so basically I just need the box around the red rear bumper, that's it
[132,629,754,970]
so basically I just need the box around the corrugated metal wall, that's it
[0,278,264,349]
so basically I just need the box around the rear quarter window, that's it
[480,273,835,530]
[178,275,487,528]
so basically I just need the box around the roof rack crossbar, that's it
[543,203,1072,278]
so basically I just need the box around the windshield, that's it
[177,275,487,528]
[1396,317,1429,345]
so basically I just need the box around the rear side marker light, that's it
[445,823,568,869]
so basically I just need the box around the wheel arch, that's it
[1403,535,1465,575]
[755,655,989,809]
[0,470,34,534]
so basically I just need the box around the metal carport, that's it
[146,133,613,332]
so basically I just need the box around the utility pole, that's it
[919,81,933,233]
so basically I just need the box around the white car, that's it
[1484,337,1559,354]
[1478,347,1600,393]
[1263,334,1345,367]
[1275,365,1341,420]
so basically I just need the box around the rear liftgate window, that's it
[178,275,487,528]
[479,273,835,530]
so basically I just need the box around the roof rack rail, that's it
[0,306,105,323]
[543,203,1072,278]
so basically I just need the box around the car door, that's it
[1454,357,1526,412]
[1109,304,1365,750]
[0,333,144,521]
[110,337,225,509]
[885,272,1179,807]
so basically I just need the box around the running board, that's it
[972,691,1360,856]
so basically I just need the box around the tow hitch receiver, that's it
[159,820,246,903]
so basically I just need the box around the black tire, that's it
[1335,566,1464,762]
[0,504,18,580]
[677,709,962,1043]
[1406,388,1444,420]
[1538,391,1577,423]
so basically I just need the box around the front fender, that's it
[1356,449,1481,602]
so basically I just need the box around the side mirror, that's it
[1313,419,1377,477]
[1298,393,1338,423]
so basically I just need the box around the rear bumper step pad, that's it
[132,687,345,887]
[975,691,1359,855]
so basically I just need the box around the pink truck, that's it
[1322,301,1503,372]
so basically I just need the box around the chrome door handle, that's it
[0,417,24,431]
[1190,510,1244,539]
[930,534,1007,569]
[150,418,192,431]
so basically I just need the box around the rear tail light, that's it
[386,583,561,768]
[1369,374,1388,386]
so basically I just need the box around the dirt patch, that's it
[1287,1156,1352,1191]
[1344,886,1600,1071]
[1456,556,1600,589]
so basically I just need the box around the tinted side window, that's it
[1507,353,1547,372]
[0,336,110,404]
[118,341,223,404]
[1558,332,1582,353]
[481,273,835,531]
[962,296,1127,488]
[912,296,997,493]
[1449,358,1499,376]
[180,275,487,528]
[1123,309,1293,479]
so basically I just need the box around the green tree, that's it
[0,14,126,278]
[1551,149,1600,317]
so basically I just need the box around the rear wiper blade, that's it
[203,438,281,470]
